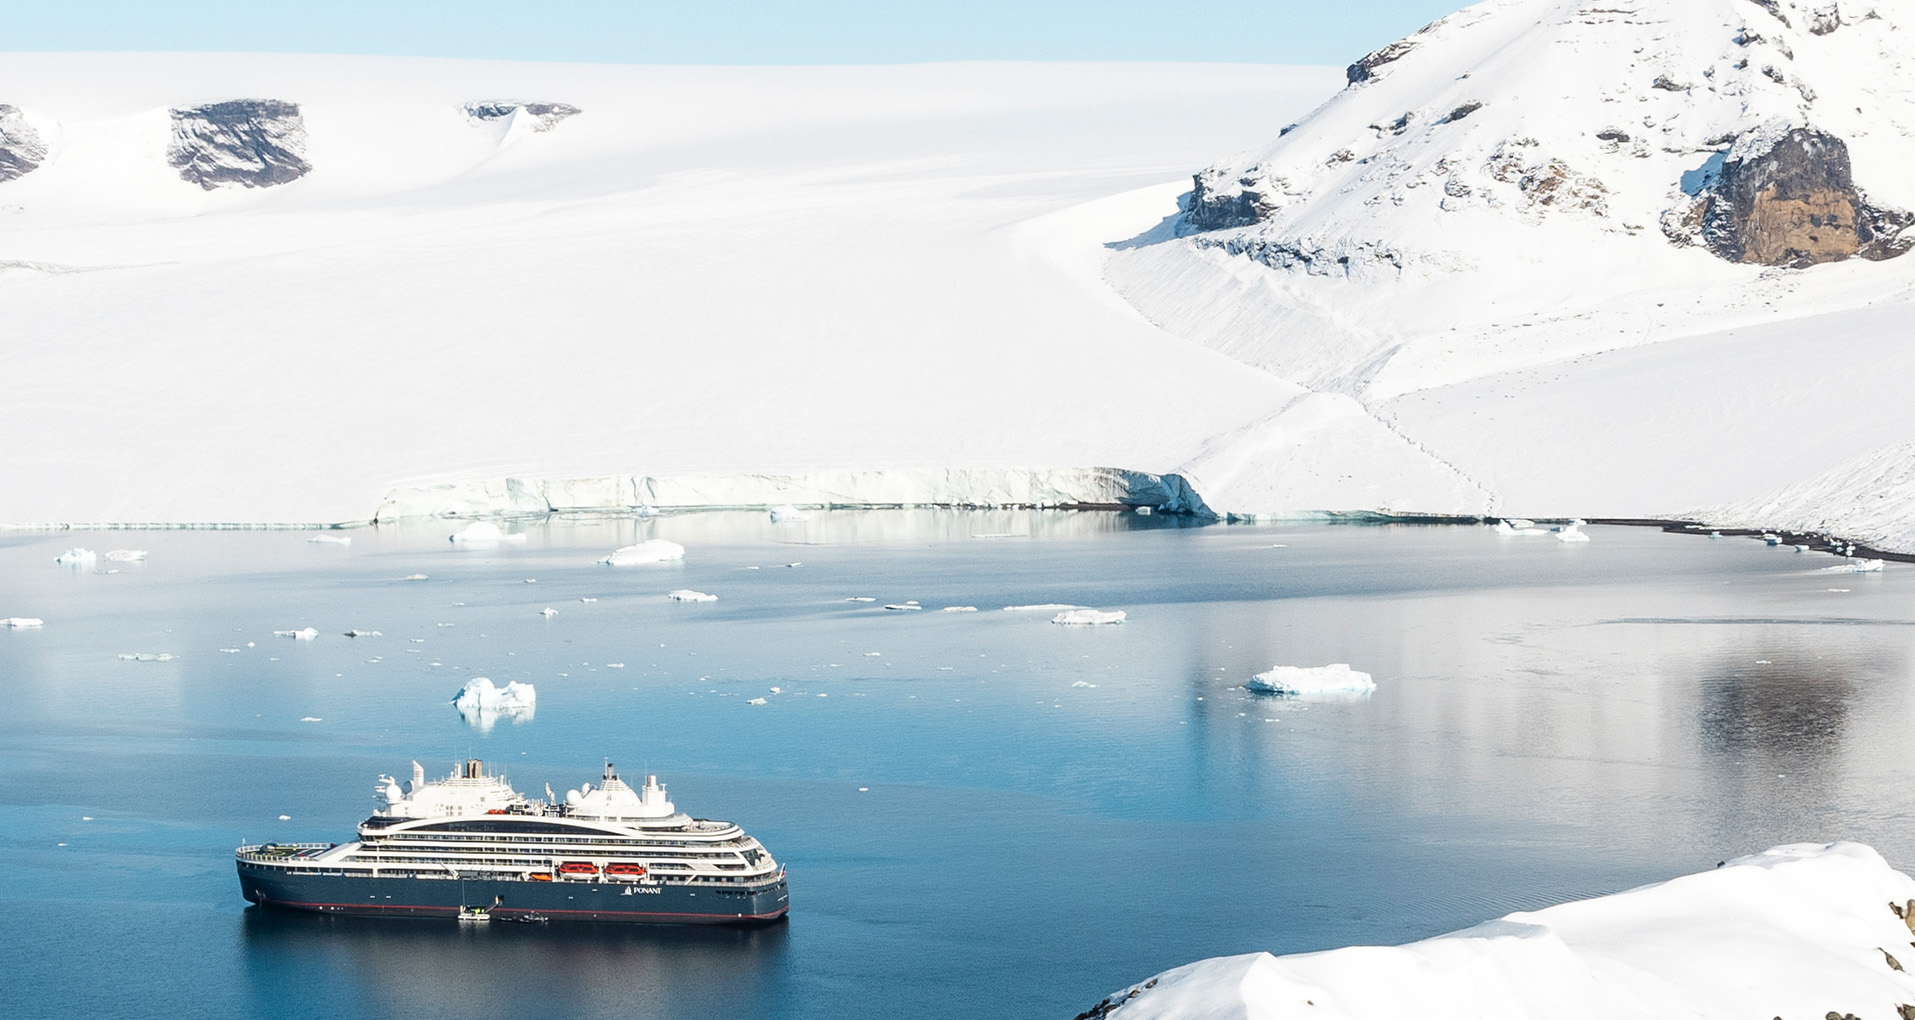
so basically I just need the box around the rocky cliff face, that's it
[0,104,47,183]
[167,100,310,190]
[1670,125,1911,266]
[462,101,581,133]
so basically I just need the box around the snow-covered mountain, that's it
[1107,0,1915,529]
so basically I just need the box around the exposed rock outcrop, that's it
[1669,125,1912,267]
[0,104,47,183]
[462,101,580,132]
[167,100,311,190]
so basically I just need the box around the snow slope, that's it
[1087,842,1915,1020]
[0,53,1420,526]
[1103,0,1915,531]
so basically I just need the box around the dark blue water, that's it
[4,512,1914,1020]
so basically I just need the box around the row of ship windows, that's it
[348,855,752,870]
[378,833,750,849]
[268,868,768,884]
[359,846,755,862]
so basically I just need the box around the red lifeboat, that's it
[604,863,647,878]
[557,861,599,877]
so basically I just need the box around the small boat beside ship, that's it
[236,759,788,924]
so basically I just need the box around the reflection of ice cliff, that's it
[452,677,536,732]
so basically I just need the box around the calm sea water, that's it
[4,512,1914,1020]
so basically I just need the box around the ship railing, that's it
[236,842,337,862]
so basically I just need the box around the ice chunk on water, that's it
[884,602,922,611]
[54,548,97,566]
[1494,521,1548,536]
[1555,523,1591,543]
[747,697,768,705]
[1245,663,1376,696]
[845,596,877,602]
[118,652,176,661]
[273,627,320,640]
[599,539,685,565]
[343,629,380,637]
[307,535,351,546]
[452,677,537,731]
[105,549,148,562]
[941,606,978,612]
[4,617,44,628]
[1823,559,1884,573]
[449,521,526,544]
[1053,609,1126,625]
[402,573,428,581]
[1004,604,1081,612]
[667,589,717,602]
[539,607,558,617]
[769,504,809,523]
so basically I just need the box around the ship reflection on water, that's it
[241,907,789,1019]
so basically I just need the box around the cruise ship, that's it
[236,759,788,924]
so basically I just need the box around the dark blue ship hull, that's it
[238,860,788,924]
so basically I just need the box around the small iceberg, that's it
[452,677,537,732]
[747,697,768,706]
[118,652,176,662]
[273,627,320,640]
[1052,609,1126,625]
[667,589,717,602]
[883,602,922,611]
[1004,603,1081,613]
[55,548,97,566]
[769,504,809,523]
[307,535,352,546]
[1823,559,1885,573]
[449,521,527,544]
[1763,534,1783,546]
[1245,663,1376,696]
[845,596,877,603]
[1555,523,1591,543]
[941,606,978,613]
[1493,521,1548,536]
[343,629,381,638]
[402,573,429,581]
[104,549,148,562]
[598,539,685,565]
[4,617,44,628]
[539,607,558,617]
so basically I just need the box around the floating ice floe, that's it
[769,504,809,523]
[598,539,685,565]
[747,697,767,705]
[883,602,922,611]
[344,629,381,637]
[1555,523,1591,543]
[1004,603,1081,612]
[307,534,351,546]
[452,677,537,732]
[579,597,596,603]
[299,717,321,723]
[1053,609,1126,625]
[1245,663,1376,696]
[1794,544,1811,553]
[402,573,429,581]
[273,627,320,640]
[4,617,44,628]
[1763,534,1783,546]
[449,521,526,544]
[118,652,176,662]
[1822,559,1885,573]
[539,607,558,617]
[941,606,978,612]
[54,548,97,566]
[104,549,148,562]
[1493,520,1548,536]
[845,596,877,603]
[667,589,717,602]
[1071,681,1098,688]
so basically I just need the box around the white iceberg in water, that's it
[1494,521,1548,536]
[1004,603,1081,612]
[54,548,97,566]
[449,521,527,544]
[452,677,537,731]
[307,534,351,546]
[942,606,978,612]
[1052,609,1126,625]
[1555,523,1591,543]
[104,549,148,562]
[599,539,685,565]
[4,617,44,628]
[1823,558,1885,573]
[118,652,176,662]
[1246,663,1376,696]
[273,627,320,640]
[769,504,809,523]
[667,589,717,602]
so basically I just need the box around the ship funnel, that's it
[410,760,425,792]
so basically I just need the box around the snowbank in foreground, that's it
[1084,842,1915,1020]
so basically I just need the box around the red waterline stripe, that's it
[266,899,788,921]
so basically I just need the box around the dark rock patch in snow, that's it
[0,105,46,183]
[461,101,581,132]
[1186,165,1282,231]
[1668,126,1912,267]
[167,100,310,190]
[1807,3,1842,34]
[1347,39,1418,85]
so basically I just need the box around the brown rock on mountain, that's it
[1682,127,1911,267]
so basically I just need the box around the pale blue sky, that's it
[11,1,1465,65]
